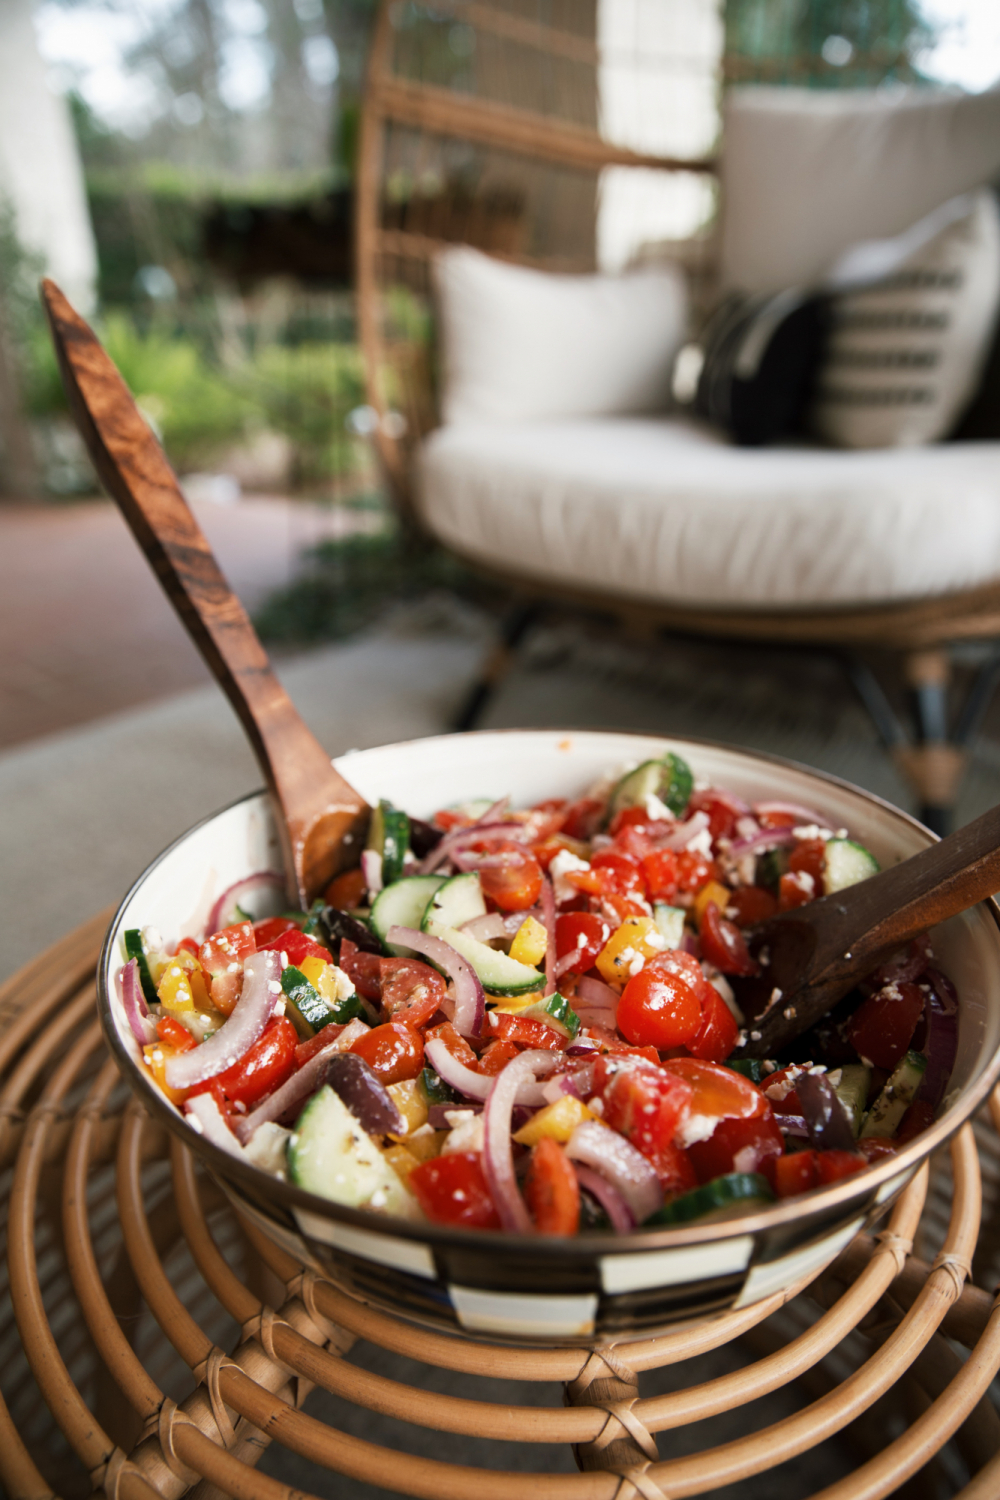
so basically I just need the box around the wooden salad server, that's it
[731,799,1000,1058]
[41,279,370,910]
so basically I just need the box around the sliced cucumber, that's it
[422,872,487,937]
[281,965,340,1038]
[824,838,880,894]
[370,876,446,954]
[124,928,158,1006]
[437,925,544,996]
[519,991,580,1040]
[288,1085,419,1217]
[420,1066,457,1107]
[832,1063,871,1138]
[653,902,686,950]
[646,1172,774,1226]
[607,752,694,822]
[366,799,411,886]
[724,1058,764,1084]
[756,847,790,892]
[860,1050,926,1139]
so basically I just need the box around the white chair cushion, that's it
[721,84,1000,295]
[434,246,688,426]
[418,416,1000,609]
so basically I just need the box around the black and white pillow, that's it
[809,190,1000,448]
[688,289,828,446]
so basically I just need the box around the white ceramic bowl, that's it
[98,731,1000,1344]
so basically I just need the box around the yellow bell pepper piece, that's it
[509,915,548,967]
[694,879,731,929]
[142,1041,188,1106]
[595,916,664,986]
[382,1144,422,1183]
[388,1077,429,1135]
[157,962,195,1013]
[514,1093,594,1146]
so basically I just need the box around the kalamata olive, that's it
[796,1072,856,1153]
[322,1052,404,1135]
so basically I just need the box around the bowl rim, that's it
[97,727,1000,1261]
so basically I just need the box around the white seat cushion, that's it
[417,417,1000,609]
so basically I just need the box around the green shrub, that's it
[249,341,367,484]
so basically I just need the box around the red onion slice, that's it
[165,950,281,1091]
[575,975,619,1011]
[208,871,285,935]
[361,849,383,896]
[460,913,508,942]
[574,1164,635,1234]
[233,1018,368,1142]
[542,1073,582,1104]
[424,1037,558,1107]
[726,827,798,857]
[541,875,556,998]
[386,925,485,1038]
[664,811,710,852]
[565,1119,663,1225]
[418,805,523,874]
[919,968,959,1110]
[483,1049,562,1233]
[120,958,157,1045]
[185,1092,247,1159]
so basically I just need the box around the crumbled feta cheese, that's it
[792,824,834,841]
[549,848,591,905]
[677,1112,719,1148]
[442,1111,485,1155]
[644,792,674,823]
[329,964,357,1004]
[268,980,282,995]
[244,1122,293,1176]
[685,826,714,858]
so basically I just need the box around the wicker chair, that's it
[355,0,1000,834]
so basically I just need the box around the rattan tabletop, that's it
[3,912,1000,1500]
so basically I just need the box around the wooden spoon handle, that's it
[42,279,368,906]
[818,801,1000,975]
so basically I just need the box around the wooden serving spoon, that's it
[730,800,1000,1058]
[41,279,370,909]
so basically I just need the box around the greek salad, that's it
[118,752,957,1235]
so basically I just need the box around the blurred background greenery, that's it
[0,0,984,642]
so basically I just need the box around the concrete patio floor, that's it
[0,494,375,748]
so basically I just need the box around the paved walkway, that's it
[0,495,374,749]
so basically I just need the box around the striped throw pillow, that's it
[809,190,1000,448]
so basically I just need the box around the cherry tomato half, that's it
[475,843,544,912]
[190,1016,298,1110]
[686,985,739,1063]
[660,1057,768,1121]
[350,1020,424,1084]
[726,886,778,927]
[257,927,332,968]
[617,967,702,1050]
[688,788,745,843]
[409,1152,501,1229]
[688,1113,783,1185]
[555,912,611,975]
[379,957,446,1029]
[699,902,757,977]
[846,981,924,1070]
[599,1059,694,1183]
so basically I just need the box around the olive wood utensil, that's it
[731,800,1000,1058]
[41,278,369,909]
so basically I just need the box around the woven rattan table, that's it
[4,914,1000,1500]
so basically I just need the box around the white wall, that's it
[0,0,97,310]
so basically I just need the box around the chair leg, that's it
[452,601,539,732]
[896,650,964,837]
[843,651,965,836]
